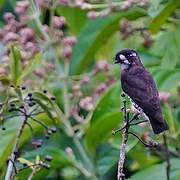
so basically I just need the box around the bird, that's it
[114,49,168,134]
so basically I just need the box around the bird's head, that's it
[114,49,142,70]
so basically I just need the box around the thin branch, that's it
[129,120,148,126]
[18,164,41,172]
[117,100,129,180]
[129,113,140,123]
[128,131,152,147]
[29,116,48,130]
[25,122,34,136]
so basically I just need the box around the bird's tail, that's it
[149,112,168,134]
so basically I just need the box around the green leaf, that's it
[20,53,42,80]
[163,103,175,134]
[153,69,180,91]
[56,7,87,34]
[17,157,34,167]
[149,0,180,33]
[151,25,180,68]
[32,92,62,124]
[32,92,55,120]
[0,75,10,85]
[35,155,40,164]
[85,111,122,152]
[0,118,21,169]
[131,158,180,180]
[9,45,22,86]
[96,147,119,176]
[0,0,5,10]
[0,113,55,170]
[91,83,121,123]
[69,8,146,75]
[84,83,122,152]
[23,146,73,168]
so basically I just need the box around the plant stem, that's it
[5,116,28,180]
[163,133,170,180]
[73,138,94,173]
[62,62,96,177]
[63,62,70,119]
[27,168,39,180]
[81,2,123,9]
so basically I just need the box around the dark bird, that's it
[115,49,168,134]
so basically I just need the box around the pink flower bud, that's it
[63,36,77,46]
[106,76,115,86]
[36,0,47,8]
[15,0,29,15]
[3,32,19,43]
[43,24,49,33]
[52,16,66,29]
[3,12,15,23]
[81,76,90,84]
[1,56,10,66]
[0,67,7,75]
[0,29,4,39]
[70,106,79,116]
[87,11,98,20]
[44,63,55,72]
[33,69,45,78]
[72,84,80,91]
[63,46,72,60]
[121,1,132,10]
[24,42,38,54]
[54,30,64,40]
[58,0,69,6]
[93,60,109,75]
[79,96,94,111]
[94,83,107,95]
[19,28,35,44]
[159,92,170,103]
[75,0,83,7]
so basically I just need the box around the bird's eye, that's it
[119,54,126,60]
[130,53,136,57]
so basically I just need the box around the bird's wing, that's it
[121,67,160,113]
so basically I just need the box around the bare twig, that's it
[5,115,28,180]
[117,100,129,180]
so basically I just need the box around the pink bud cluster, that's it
[120,19,134,40]
[52,16,66,29]
[120,0,135,10]
[120,19,153,48]
[159,92,170,103]
[72,84,83,98]
[87,9,110,20]
[62,36,77,60]
[79,96,94,111]
[87,0,149,20]
[92,60,110,75]
[0,1,39,67]
[141,32,154,49]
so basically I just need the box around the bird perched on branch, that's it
[115,49,168,134]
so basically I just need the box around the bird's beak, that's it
[114,58,119,64]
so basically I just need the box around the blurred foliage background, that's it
[0,0,180,179]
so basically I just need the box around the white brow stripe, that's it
[124,59,130,64]
[119,54,126,60]
[130,53,136,57]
